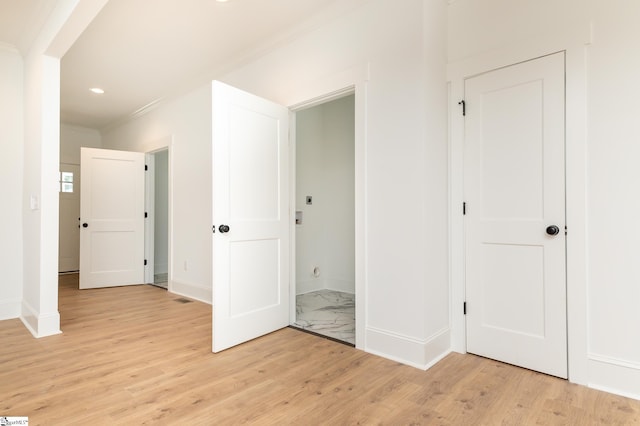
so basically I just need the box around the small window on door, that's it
[60,172,74,193]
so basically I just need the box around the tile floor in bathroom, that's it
[293,289,355,345]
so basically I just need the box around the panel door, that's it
[212,81,290,352]
[464,53,567,378]
[80,148,145,289]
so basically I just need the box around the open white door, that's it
[212,81,290,352]
[80,147,145,289]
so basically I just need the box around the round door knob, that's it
[218,224,230,233]
[82,223,89,228]
[546,225,560,236]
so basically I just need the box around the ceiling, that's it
[1,0,351,130]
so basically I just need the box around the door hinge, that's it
[565,226,568,236]
[212,225,215,233]
[145,212,148,218]
[458,100,466,116]
[144,259,147,266]
[145,164,148,171]
[463,302,467,315]
[463,202,466,215]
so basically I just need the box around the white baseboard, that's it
[296,279,324,295]
[20,300,61,338]
[365,326,451,370]
[170,279,211,305]
[325,278,355,294]
[588,354,640,400]
[0,298,21,320]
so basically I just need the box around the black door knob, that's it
[546,225,560,236]
[218,224,230,233]
[82,223,88,228]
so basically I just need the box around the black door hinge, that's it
[458,100,466,116]
[212,225,215,233]
[463,202,466,215]
[463,302,467,315]
[144,259,147,266]
[145,165,148,171]
[145,212,148,218]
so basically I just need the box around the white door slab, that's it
[464,53,567,378]
[212,81,290,352]
[80,148,145,289]
[59,163,80,272]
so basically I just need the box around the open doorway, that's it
[291,94,355,345]
[146,148,170,290]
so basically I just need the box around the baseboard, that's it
[20,300,61,338]
[365,326,451,370]
[325,278,355,294]
[296,280,324,295]
[588,354,640,400]
[171,279,211,305]
[0,298,21,320]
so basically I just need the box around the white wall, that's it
[296,95,355,295]
[101,85,212,303]
[103,0,450,368]
[448,0,640,400]
[0,44,24,320]
[60,124,102,165]
[154,149,169,275]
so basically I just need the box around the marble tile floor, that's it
[293,289,355,345]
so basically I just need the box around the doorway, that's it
[151,149,169,289]
[463,53,567,378]
[144,148,170,290]
[291,94,356,345]
[58,163,81,273]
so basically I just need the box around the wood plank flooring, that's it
[1,274,639,425]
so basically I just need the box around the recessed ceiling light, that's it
[90,88,105,94]
[216,0,229,2]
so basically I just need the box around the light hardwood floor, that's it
[1,274,639,425]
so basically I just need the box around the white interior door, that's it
[464,53,567,378]
[212,81,290,352]
[59,163,80,272]
[80,147,145,289]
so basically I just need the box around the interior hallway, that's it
[0,274,638,424]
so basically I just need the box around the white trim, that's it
[588,355,640,401]
[144,153,155,284]
[20,299,61,338]
[365,326,451,370]
[171,279,211,305]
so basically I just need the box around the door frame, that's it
[448,43,589,384]
[288,81,367,350]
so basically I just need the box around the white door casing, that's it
[59,163,80,272]
[464,53,567,378]
[80,147,145,289]
[212,81,290,353]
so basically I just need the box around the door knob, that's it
[82,223,88,228]
[218,224,230,233]
[546,225,560,236]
